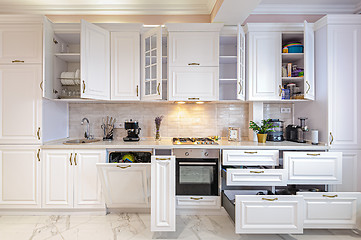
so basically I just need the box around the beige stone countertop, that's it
[42,138,329,150]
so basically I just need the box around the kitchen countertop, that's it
[42,138,329,150]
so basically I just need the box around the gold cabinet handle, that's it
[323,194,338,198]
[37,149,41,162]
[188,97,200,100]
[136,85,139,97]
[157,83,160,95]
[188,63,200,66]
[279,85,283,96]
[117,165,131,169]
[244,151,257,154]
[306,81,311,94]
[40,81,43,91]
[190,197,203,200]
[262,197,278,201]
[12,60,24,63]
[330,132,334,145]
[156,158,171,161]
[69,153,73,165]
[37,127,41,140]
[74,153,77,166]
[238,81,242,95]
[250,170,264,174]
[82,80,86,93]
[307,153,321,156]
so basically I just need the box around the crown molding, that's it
[244,22,306,33]
[0,14,43,23]
[355,1,361,13]
[314,14,361,30]
[252,3,357,15]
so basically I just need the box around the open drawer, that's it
[284,152,342,184]
[176,196,220,209]
[223,150,279,166]
[222,190,304,234]
[96,163,150,208]
[297,192,361,229]
[224,168,287,186]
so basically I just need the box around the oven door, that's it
[176,158,218,196]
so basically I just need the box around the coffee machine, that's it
[286,117,309,143]
[123,119,141,142]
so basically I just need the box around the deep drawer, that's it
[222,150,279,166]
[225,168,287,186]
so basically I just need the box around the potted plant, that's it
[249,119,275,143]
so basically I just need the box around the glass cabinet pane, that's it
[151,50,157,64]
[151,80,157,94]
[145,51,150,66]
[151,65,157,79]
[145,67,150,80]
[145,37,150,52]
[151,35,157,50]
[145,81,150,95]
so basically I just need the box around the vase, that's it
[155,127,161,141]
[257,133,267,143]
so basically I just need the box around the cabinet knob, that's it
[185,152,189,156]
[204,152,209,157]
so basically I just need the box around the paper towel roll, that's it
[311,130,318,145]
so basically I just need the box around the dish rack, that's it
[59,78,81,86]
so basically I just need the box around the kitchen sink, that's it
[63,139,100,144]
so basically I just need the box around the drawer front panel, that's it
[176,196,220,209]
[223,150,279,166]
[235,195,304,234]
[284,152,342,184]
[226,169,287,186]
[297,192,361,229]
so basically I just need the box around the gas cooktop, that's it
[172,137,218,145]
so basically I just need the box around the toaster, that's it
[285,125,306,143]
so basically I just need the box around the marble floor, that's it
[0,214,360,240]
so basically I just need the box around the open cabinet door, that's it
[304,21,315,100]
[141,26,163,100]
[237,24,246,101]
[81,20,110,100]
[43,17,55,99]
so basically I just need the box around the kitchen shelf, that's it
[282,77,304,81]
[58,78,81,86]
[55,53,80,63]
[282,53,304,62]
[220,78,237,81]
[220,56,237,64]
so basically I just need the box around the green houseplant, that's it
[249,119,275,143]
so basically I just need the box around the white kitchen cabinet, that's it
[0,146,41,208]
[176,196,220,209]
[42,149,105,209]
[151,156,175,232]
[168,67,218,101]
[226,168,287,186]
[97,163,150,208]
[298,192,361,229]
[141,27,163,100]
[0,24,42,64]
[168,32,219,67]
[0,65,42,144]
[235,195,304,234]
[222,150,279,166]
[81,20,110,100]
[111,32,140,100]
[284,152,342,185]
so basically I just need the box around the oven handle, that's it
[178,162,217,166]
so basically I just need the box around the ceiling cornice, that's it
[0,3,217,15]
[355,1,361,13]
[252,3,358,15]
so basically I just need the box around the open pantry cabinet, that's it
[43,17,110,100]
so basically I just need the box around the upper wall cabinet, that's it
[0,24,42,64]
[43,18,110,100]
[245,22,315,101]
[111,32,140,100]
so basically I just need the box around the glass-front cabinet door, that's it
[142,27,163,100]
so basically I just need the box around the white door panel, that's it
[304,21,315,100]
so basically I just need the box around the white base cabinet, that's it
[42,149,105,209]
[176,196,220,209]
[222,150,279,166]
[0,146,41,208]
[151,156,175,232]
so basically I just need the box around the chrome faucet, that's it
[81,118,92,139]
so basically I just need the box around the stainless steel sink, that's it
[63,139,100,144]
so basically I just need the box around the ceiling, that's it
[0,0,218,15]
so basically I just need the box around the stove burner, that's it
[172,137,218,145]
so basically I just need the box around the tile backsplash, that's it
[69,102,293,140]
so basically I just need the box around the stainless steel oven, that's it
[174,149,219,196]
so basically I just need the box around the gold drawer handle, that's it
[306,81,311,94]
[117,165,131,169]
[238,81,242,94]
[37,127,41,140]
[262,197,278,201]
[136,85,139,97]
[307,153,321,156]
[330,132,334,145]
[323,194,338,198]
[156,158,171,161]
[250,170,264,174]
[37,149,41,162]
[244,151,257,154]
[12,60,24,63]
[188,63,200,66]
[188,97,200,100]
[190,197,203,200]
[40,81,43,91]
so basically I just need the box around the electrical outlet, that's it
[281,107,291,114]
